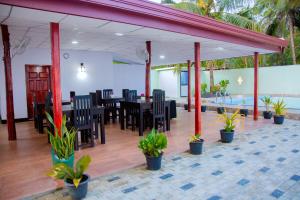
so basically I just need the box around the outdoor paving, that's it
[29,119,300,200]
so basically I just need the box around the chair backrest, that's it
[96,90,102,104]
[128,90,137,101]
[153,90,165,116]
[45,91,52,113]
[103,89,113,99]
[90,92,97,107]
[122,89,130,100]
[73,95,92,129]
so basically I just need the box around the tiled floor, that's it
[31,119,300,200]
[0,109,271,200]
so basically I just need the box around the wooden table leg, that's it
[100,111,105,144]
[139,106,144,136]
[120,102,125,130]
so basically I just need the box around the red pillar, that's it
[50,22,62,135]
[187,60,191,112]
[1,24,16,140]
[194,42,202,135]
[253,52,259,120]
[145,41,151,100]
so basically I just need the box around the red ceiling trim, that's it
[0,0,288,52]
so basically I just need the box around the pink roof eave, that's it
[0,0,288,53]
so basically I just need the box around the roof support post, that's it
[1,24,16,140]
[145,41,151,100]
[254,52,259,121]
[50,22,62,135]
[194,42,201,135]
[187,60,191,112]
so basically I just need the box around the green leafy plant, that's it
[219,109,240,132]
[260,96,273,112]
[189,134,202,143]
[46,113,76,160]
[138,129,168,157]
[273,99,286,116]
[211,84,221,93]
[219,80,229,94]
[201,83,208,94]
[48,155,91,188]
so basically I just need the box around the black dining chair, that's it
[96,90,102,106]
[103,89,113,99]
[125,90,139,131]
[90,92,97,107]
[152,89,166,131]
[73,95,94,150]
[122,89,130,100]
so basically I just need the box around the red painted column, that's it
[253,52,259,120]
[187,60,191,112]
[194,42,202,135]
[1,24,16,140]
[50,22,62,135]
[145,41,151,100]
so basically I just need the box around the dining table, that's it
[61,105,106,144]
[99,97,124,123]
[119,99,171,136]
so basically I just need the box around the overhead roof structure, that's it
[0,0,288,65]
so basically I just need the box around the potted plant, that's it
[48,155,91,200]
[201,83,208,97]
[184,104,188,110]
[212,84,220,95]
[138,129,167,170]
[273,99,286,124]
[46,113,76,168]
[261,96,273,119]
[201,99,207,112]
[239,99,248,117]
[219,109,239,143]
[217,103,225,114]
[189,134,204,155]
[219,80,229,96]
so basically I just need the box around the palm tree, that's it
[254,0,300,64]
[172,0,262,92]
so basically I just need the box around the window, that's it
[180,71,188,97]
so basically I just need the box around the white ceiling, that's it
[0,4,274,66]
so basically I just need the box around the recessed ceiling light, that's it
[72,40,79,44]
[115,33,124,36]
[160,55,165,59]
[217,47,224,51]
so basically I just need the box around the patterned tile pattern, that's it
[30,120,300,200]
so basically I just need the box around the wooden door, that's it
[25,65,51,119]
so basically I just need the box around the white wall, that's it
[158,70,178,98]
[0,48,145,120]
[113,63,145,96]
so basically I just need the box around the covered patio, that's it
[0,0,288,199]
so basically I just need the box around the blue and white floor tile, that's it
[31,120,300,200]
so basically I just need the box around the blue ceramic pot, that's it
[263,111,272,119]
[51,149,74,168]
[217,107,225,114]
[65,174,89,200]
[220,129,234,143]
[190,139,204,155]
[201,106,207,112]
[145,153,162,170]
[274,115,284,124]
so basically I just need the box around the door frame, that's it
[25,64,51,119]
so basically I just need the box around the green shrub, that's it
[219,109,240,132]
[201,83,208,94]
[138,129,167,157]
[273,99,286,116]
[260,96,273,112]
[46,113,76,160]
